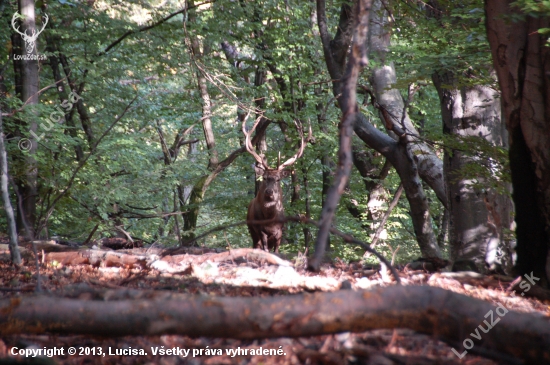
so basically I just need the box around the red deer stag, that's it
[243,118,306,253]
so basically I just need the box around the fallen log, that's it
[44,248,289,270]
[0,286,548,363]
[45,250,149,268]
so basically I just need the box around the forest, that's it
[0,0,549,364]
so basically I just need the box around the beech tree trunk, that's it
[349,146,392,238]
[485,0,550,286]
[0,110,21,266]
[368,1,447,207]
[1,286,548,363]
[433,72,514,273]
[15,0,40,238]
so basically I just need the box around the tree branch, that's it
[99,1,216,56]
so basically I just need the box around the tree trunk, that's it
[368,0,447,208]
[349,146,392,239]
[58,52,94,146]
[15,0,40,238]
[1,286,549,363]
[189,0,218,172]
[485,0,550,285]
[309,0,373,270]
[437,208,449,247]
[45,37,84,162]
[0,110,21,266]
[433,71,513,273]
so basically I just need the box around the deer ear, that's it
[254,165,266,176]
[280,169,291,178]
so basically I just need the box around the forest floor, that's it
[0,241,549,365]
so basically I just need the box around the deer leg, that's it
[260,232,269,251]
[249,226,262,249]
[273,239,280,253]
[273,232,282,253]
[253,237,263,250]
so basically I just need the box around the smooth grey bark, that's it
[369,183,403,249]
[349,146,392,238]
[433,72,514,273]
[316,0,442,258]
[437,208,449,247]
[196,70,218,171]
[15,0,40,238]
[368,1,447,208]
[485,0,550,286]
[0,110,21,266]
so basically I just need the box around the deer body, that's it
[242,116,308,252]
[247,168,289,252]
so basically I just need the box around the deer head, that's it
[12,12,49,54]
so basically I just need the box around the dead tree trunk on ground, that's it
[0,286,548,363]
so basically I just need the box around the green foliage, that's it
[390,0,495,88]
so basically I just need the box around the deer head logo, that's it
[11,12,49,54]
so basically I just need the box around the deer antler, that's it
[242,113,270,169]
[11,13,25,37]
[278,119,309,170]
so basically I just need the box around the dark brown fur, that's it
[247,167,289,252]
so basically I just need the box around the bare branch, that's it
[99,1,216,56]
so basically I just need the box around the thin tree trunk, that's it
[58,53,94,146]
[302,167,312,251]
[181,1,219,238]
[197,73,218,170]
[437,208,449,247]
[0,110,21,266]
[45,37,84,161]
[309,0,373,271]
[368,184,403,250]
